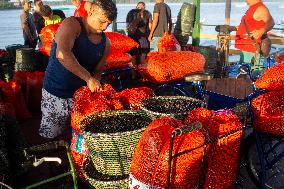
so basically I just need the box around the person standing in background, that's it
[148,0,172,52]
[126,2,152,65]
[40,5,62,26]
[32,0,44,34]
[232,0,274,77]
[20,0,38,48]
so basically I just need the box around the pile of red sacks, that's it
[71,84,154,134]
[129,108,243,189]
[252,89,284,136]
[255,62,284,91]
[253,62,284,136]
[0,79,31,120]
[138,51,205,83]
[13,71,44,112]
[103,32,139,71]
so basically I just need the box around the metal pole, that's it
[192,0,200,46]
[225,0,231,25]
[224,0,231,66]
[112,0,117,32]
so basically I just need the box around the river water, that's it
[0,2,283,49]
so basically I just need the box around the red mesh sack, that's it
[130,117,182,185]
[252,90,284,136]
[12,71,31,95]
[157,33,181,52]
[255,62,284,91]
[103,51,132,71]
[138,51,205,83]
[74,1,88,17]
[184,108,213,131]
[274,54,284,63]
[71,85,114,134]
[0,101,15,118]
[40,23,61,45]
[3,80,32,121]
[107,99,124,110]
[70,130,89,179]
[111,87,154,110]
[105,32,139,53]
[203,111,243,189]
[39,42,52,57]
[26,72,44,112]
[150,130,205,189]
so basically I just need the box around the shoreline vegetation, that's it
[0,0,281,10]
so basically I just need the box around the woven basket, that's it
[82,158,129,189]
[81,110,152,176]
[140,96,204,120]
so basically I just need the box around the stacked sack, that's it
[138,51,205,83]
[70,84,154,179]
[129,108,243,189]
[0,79,31,121]
[104,32,138,71]
[253,62,284,136]
[39,23,61,57]
[157,33,181,52]
[13,71,44,112]
[129,117,206,189]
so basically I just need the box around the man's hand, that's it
[87,77,101,92]
[251,28,265,40]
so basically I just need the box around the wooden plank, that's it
[228,78,236,97]
[205,77,253,99]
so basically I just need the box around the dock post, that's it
[112,0,117,32]
[192,0,200,46]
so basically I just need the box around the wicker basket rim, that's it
[140,96,204,117]
[80,110,152,135]
[83,126,146,138]
[81,158,129,184]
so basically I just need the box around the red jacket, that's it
[235,2,266,53]
[74,1,88,17]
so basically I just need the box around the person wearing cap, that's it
[20,0,38,48]
[40,5,62,26]
[39,0,117,139]
[32,0,44,34]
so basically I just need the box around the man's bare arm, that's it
[148,12,159,41]
[252,6,275,39]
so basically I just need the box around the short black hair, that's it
[92,0,117,21]
[137,1,145,7]
[40,4,52,17]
